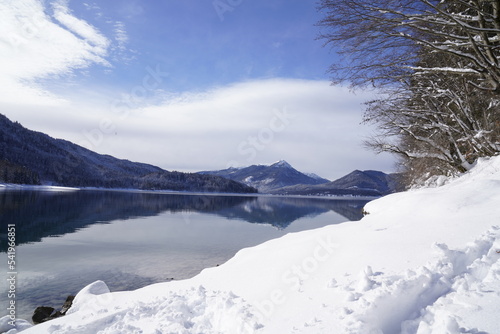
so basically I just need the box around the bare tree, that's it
[318,0,500,185]
[318,0,500,90]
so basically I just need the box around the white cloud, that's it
[21,78,392,180]
[0,2,394,180]
[0,0,110,105]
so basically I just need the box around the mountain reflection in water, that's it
[0,190,371,251]
[0,189,374,321]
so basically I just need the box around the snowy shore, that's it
[0,182,377,200]
[0,184,79,192]
[3,157,500,333]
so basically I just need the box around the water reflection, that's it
[0,190,370,250]
[0,190,372,321]
[210,196,368,227]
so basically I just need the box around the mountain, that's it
[199,160,330,193]
[0,114,257,193]
[328,170,401,195]
[271,170,402,197]
[200,161,401,196]
[305,172,328,182]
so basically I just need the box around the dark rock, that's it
[32,306,54,324]
[32,295,75,324]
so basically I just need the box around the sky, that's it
[0,0,394,181]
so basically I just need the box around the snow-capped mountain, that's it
[201,160,401,196]
[0,114,257,193]
[199,160,330,193]
[270,159,293,169]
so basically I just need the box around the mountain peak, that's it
[200,160,329,193]
[271,160,293,169]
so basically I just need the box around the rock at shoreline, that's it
[32,296,74,324]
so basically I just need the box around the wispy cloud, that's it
[113,21,128,51]
[81,2,132,62]
[82,2,102,16]
[0,0,111,105]
[51,0,109,58]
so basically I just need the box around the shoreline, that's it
[0,183,380,201]
[3,157,500,332]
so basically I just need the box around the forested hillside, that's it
[0,114,257,193]
[0,159,40,185]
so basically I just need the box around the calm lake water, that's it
[0,189,372,321]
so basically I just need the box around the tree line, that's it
[0,159,40,185]
[318,0,500,186]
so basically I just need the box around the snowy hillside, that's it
[200,160,401,196]
[5,157,500,333]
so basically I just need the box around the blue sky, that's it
[41,0,332,96]
[0,0,394,180]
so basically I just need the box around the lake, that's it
[0,189,372,321]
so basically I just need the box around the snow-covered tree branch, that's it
[318,0,500,186]
[318,0,500,90]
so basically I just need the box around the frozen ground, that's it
[2,157,500,333]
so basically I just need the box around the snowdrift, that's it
[4,157,500,333]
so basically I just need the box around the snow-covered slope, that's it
[7,157,500,333]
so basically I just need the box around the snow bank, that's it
[13,157,500,333]
[0,317,31,334]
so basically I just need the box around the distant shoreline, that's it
[0,183,379,200]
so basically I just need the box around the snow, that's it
[305,172,328,182]
[4,157,500,333]
[0,184,79,192]
[0,318,31,334]
[270,160,293,169]
[243,176,253,183]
